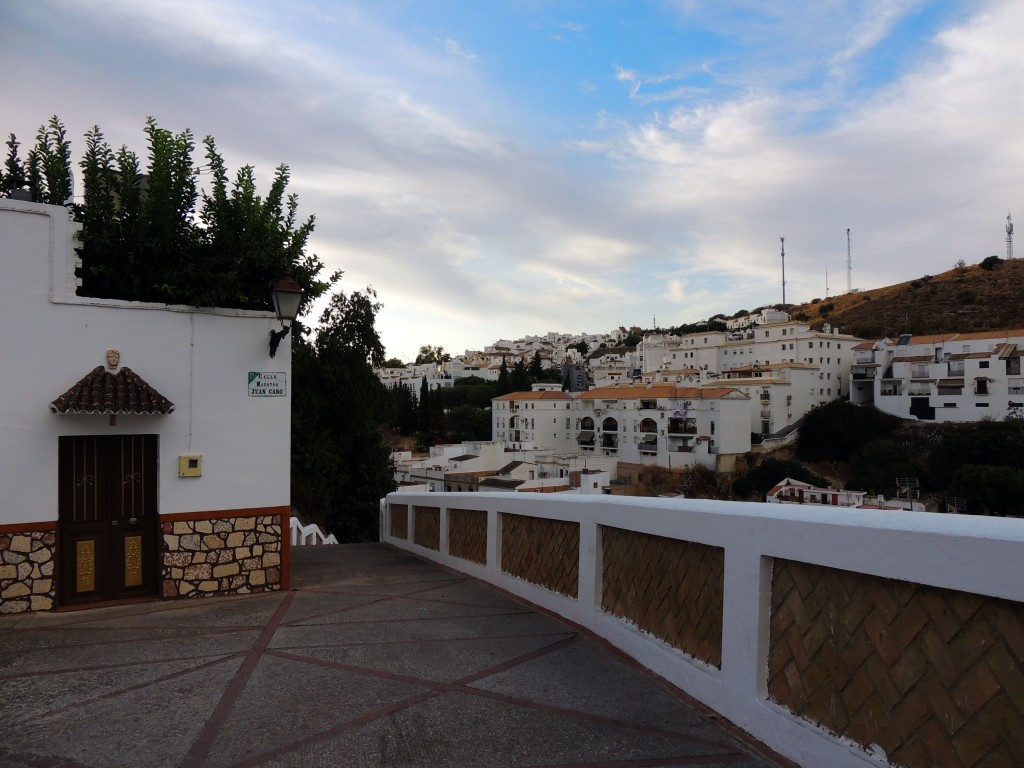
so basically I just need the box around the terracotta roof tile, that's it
[50,367,174,415]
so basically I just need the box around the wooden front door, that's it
[58,435,160,607]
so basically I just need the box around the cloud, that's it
[3,0,1021,363]
[444,37,477,60]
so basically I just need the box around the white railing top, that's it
[384,491,1024,603]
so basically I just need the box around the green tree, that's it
[291,287,394,542]
[511,359,531,392]
[418,377,431,434]
[847,439,921,496]
[382,358,406,368]
[1,134,27,195]
[569,341,589,356]
[414,345,451,365]
[496,357,511,396]
[390,383,418,435]
[446,404,492,442]
[797,400,901,462]
[529,351,543,381]
[947,464,1024,516]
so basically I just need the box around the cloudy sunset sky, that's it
[3,1,1021,361]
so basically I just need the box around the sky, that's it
[3,0,1022,362]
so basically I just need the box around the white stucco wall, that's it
[0,199,290,525]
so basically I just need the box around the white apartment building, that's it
[574,384,751,470]
[709,362,825,437]
[491,382,750,470]
[639,321,863,438]
[850,330,1024,422]
[491,389,575,451]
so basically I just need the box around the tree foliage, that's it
[796,400,902,462]
[414,345,451,365]
[3,116,334,311]
[732,458,828,499]
[291,287,395,541]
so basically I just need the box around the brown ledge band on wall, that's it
[160,506,290,522]
[0,521,57,534]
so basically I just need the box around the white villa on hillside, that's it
[850,330,1024,422]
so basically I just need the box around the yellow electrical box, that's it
[179,455,203,477]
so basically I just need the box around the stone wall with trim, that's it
[0,529,56,613]
[162,514,282,598]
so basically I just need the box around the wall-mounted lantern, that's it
[269,275,302,358]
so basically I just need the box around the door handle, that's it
[111,520,118,526]
[129,517,138,525]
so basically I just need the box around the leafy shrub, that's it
[797,401,901,462]
[956,289,977,304]
[981,255,1003,271]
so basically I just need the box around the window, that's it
[980,361,990,369]
[710,421,715,435]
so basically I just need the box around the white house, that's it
[0,198,292,613]
[850,330,1024,422]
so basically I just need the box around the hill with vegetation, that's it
[787,257,1024,339]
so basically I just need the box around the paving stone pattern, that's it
[0,544,790,768]
[769,558,1024,768]
[601,526,724,668]
[500,512,579,599]
[0,530,56,614]
[413,505,441,551]
[162,515,282,599]
[389,503,408,539]
[448,507,487,565]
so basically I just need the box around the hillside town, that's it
[380,311,1024,509]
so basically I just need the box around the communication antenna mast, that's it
[780,236,786,305]
[1007,212,1014,260]
[846,228,853,293]
[825,268,830,298]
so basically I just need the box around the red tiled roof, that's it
[50,367,174,415]
[493,391,570,401]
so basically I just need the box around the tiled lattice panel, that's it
[448,508,487,564]
[413,506,440,551]
[500,514,578,598]
[389,504,408,540]
[769,559,1024,768]
[600,527,724,668]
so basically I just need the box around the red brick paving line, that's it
[279,579,468,625]
[16,653,246,722]
[2,591,275,630]
[228,688,445,768]
[389,544,799,768]
[179,592,296,768]
[247,633,754,767]
[0,625,266,650]
[269,629,574,653]
[230,634,583,767]
[285,607,534,629]
[0,650,240,681]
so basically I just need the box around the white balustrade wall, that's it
[380,491,1024,768]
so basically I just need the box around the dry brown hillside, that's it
[788,258,1024,338]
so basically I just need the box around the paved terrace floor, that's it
[0,544,795,768]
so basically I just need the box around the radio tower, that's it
[846,228,853,293]
[780,236,786,305]
[1007,212,1014,260]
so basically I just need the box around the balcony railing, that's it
[382,492,1024,768]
